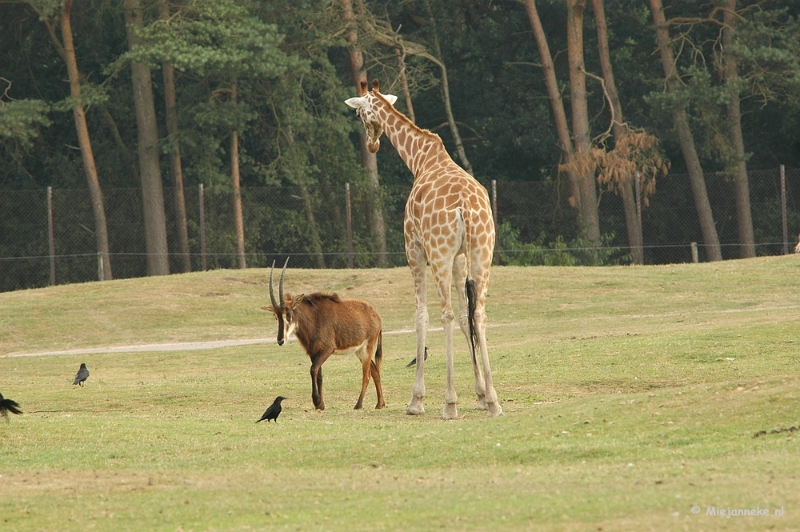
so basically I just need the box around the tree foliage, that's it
[2,0,800,275]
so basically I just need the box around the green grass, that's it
[1,258,799,530]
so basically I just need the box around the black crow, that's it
[256,396,286,423]
[73,363,90,386]
[406,346,429,367]
[0,393,23,421]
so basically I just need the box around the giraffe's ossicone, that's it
[346,79,502,419]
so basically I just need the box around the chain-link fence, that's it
[2,166,800,292]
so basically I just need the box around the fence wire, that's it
[2,166,799,292]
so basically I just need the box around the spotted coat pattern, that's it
[346,80,501,418]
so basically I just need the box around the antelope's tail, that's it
[372,330,384,369]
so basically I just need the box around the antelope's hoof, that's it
[442,403,458,420]
[375,402,386,410]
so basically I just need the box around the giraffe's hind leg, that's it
[430,259,458,420]
[469,248,502,417]
[454,255,487,409]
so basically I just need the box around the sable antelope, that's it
[264,259,385,411]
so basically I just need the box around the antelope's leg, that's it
[310,351,331,411]
[309,363,322,410]
[355,351,370,410]
[370,360,385,409]
[316,366,324,410]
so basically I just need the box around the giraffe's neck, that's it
[373,96,447,179]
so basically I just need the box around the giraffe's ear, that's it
[384,94,398,106]
[345,96,367,109]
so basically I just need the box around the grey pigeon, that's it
[73,363,89,386]
[256,396,286,423]
[406,346,429,367]
[0,393,22,421]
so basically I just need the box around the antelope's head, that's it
[263,258,298,346]
[344,79,398,153]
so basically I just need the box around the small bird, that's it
[0,393,23,421]
[256,396,286,423]
[73,363,90,386]
[406,346,429,367]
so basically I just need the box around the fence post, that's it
[199,184,207,271]
[781,165,788,255]
[691,242,699,263]
[97,251,104,281]
[345,183,354,268]
[491,179,499,265]
[47,186,56,286]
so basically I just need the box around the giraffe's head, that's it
[344,79,398,153]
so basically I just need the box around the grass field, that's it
[1,258,799,531]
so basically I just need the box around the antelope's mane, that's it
[300,292,341,305]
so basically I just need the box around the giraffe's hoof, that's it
[407,399,425,415]
[476,394,488,410]
[442,403,458,420]
[487,402,503,417]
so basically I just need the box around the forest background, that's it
[3,0,800,292]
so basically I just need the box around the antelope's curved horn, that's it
[279,257,289,309]
[269,260,279,310]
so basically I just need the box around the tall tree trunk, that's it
[159,0,191,273]
[591,0,643,264]
[395,49,416,123]
[722,0,756,258]
[230,80,246,269]
[523,0,582,213]
[423,0,473,176]
[342,0,387,266]
[649,0,722,261]
[566,0,601,243]
[60,0,112,280]
[124,0,170,275]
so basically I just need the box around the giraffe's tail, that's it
[466,277,479,365]
[459,205,480,364]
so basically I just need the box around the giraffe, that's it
[345,79,502,419]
